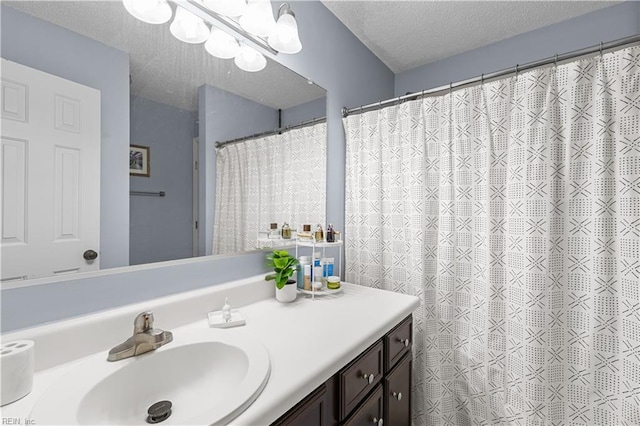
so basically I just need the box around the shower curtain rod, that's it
[215,116,326,148]
[342,34,640,118]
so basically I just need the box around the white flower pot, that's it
[275,280,297,303]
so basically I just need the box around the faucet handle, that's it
[134,311,154,333]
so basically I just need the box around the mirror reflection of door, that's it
[1,59,101,282]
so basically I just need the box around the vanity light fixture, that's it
[205,27,241,59]
[170,6,210,44]
[122,0,302,73]
[267,3,301,54]
[123,0,172,24]
[234,43,267,72]
[239,0,277,38]
[203,0,247,17]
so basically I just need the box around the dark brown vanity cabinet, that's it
[339,340,384,419]
[342,384,384,426]
[272,315,413,426]
[384,352,411,425]
[272,384,330,425]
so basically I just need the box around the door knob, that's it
[83,249,98,260]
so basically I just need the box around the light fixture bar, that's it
[171,0,277,55]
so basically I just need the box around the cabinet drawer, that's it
[272,384,327,426]
[339,340,384,420]
[342,384,383,426]
[384,352,411,426]
[384,315,412,372]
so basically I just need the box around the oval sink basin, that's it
[30,333,270,425]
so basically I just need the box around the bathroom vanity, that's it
[273,315,412,425]
[1,275,419,425]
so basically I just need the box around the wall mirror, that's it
[1,0,326,284]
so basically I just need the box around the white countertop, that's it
[1,280,419,425]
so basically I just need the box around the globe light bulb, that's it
[170,6,209,44]
[234,44,267,72]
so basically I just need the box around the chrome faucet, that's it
[107,311,173,361]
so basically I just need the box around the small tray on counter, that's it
[298,286,343,296]
[208,309,246,328]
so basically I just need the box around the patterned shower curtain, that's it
[344,46,640,425]
[213,122,326,254]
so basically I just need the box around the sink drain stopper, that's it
[147,400,172,424]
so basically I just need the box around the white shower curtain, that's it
[344,46,640,425]
[213,122,326,254]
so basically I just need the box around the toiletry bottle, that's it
[298,224,313,240]
[281,222,291,239]
[312,252,321,282]
[222,297,232,323]
[323,257,334,278]
[321,258,329,285]
[269,223,279,239]
[314,265,323,287]
[303,265,312,291]
[314,224,324,242]
[298,256,310,289]
[326,224,335,242]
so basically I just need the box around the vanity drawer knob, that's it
[393,391,403,401]
[372,417,383,426]
[362,373,375,384]
[397,337,410,347]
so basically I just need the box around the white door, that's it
[1,59,101,282]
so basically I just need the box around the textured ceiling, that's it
[5,1,326,111]
[322,1,620,73]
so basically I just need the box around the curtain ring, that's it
[515,64,519,76]
[481,73,484,85]
[600,41,604,57]
[554,53,558,67]
[449,82,453,93]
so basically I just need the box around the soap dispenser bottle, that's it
[222,297,232,323]
[268,223,279,239]
[326,223,335,242]
[281,222,291,239]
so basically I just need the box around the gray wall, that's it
[130,96,197,265]
[0,5,130,270]
[281,97,327,127]
[198,85,279,256]
[395,2,640,95]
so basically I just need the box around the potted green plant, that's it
[265,250,299,303]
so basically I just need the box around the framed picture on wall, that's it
[130,145,150,177]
